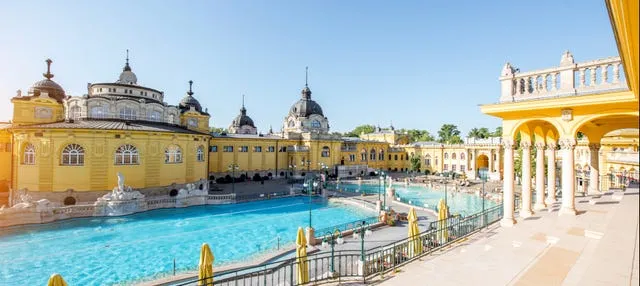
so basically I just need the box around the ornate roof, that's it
[288,86,324,117]
[27,59,66,102]
[179,80,203,113]
[116,50,137,85]
[232,106,255,127]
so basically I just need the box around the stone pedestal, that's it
[306,227,315,246]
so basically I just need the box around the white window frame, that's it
[115,144,139,165]
[165,145,182,164]
[61,144,84,166]
[23,143,36,165]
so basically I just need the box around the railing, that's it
[52,204,96,217]
[172,203,504,286]
[341,146,357,151]
[286,146,310,152]
[500,54,627,102]
[207,194,235,201]
[606,151,640,164]
[315,216,379,236]
[235,191,293,202]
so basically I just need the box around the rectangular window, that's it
[388,154,391,160]
[279,146,287,152]
[267,146,275,152]
[254,146,262,152]
[452,165,457,172]
[361,153,366,161]
[461,165,466,171]
[425,159,431,166]
[240,146,248,152]
[223,146,233,152]
[209,146,218,152]
[349,154,356,162]
[444,164,448,171]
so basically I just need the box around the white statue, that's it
[117,172,125,191]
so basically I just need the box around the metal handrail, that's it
[171,203,505,285]
[315,216,379,236]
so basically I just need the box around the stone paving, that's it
[355,187,640,286]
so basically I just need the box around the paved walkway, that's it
[359,188,640,286]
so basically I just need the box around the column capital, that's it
[559,138,576,150]
[535,142,546,151]
[546,143,557,150]
[588,143,601,151]
[502,139,515,150]
[519,141,531,150]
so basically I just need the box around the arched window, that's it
[444,153,448,159]
[23,143,36,165]
[460,153,465,160]
[311,120,321,128]
[361,149,367,161]
[70,106,81,120]
[321,146,330,157]
[370,149,376,161]
[378,150,384,161]
[196,146,205,162]
[165,145,182,163]
[119,107,137,120]
[90,106,107,118]
[168,114,175,124]
[288,120,295,127]
[149,110,162,122]
[115,144,139,165]
[61,144,84,165]
[452,153,457,160]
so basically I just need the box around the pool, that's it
[328,183,497,216]
[0,196,376,285]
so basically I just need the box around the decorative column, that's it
[500,139,516,227]
[588,143,601,195]
[520,142,534,218]
[534,143,547,210]
[559,138,577,215]
[546,144,557,204]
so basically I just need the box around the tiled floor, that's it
[369,188,639,286]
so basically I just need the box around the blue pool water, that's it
[0,196,376,285]
[328,183,497,216]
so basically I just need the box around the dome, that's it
[179,80,203,113]
[116,60,137,85]
[288,86,324,117]
[28,59,66,102]
[232,107,255,127]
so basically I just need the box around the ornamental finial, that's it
[43,59,54,79]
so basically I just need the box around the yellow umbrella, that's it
[437,199,449,244]
[296,227,309,284]
[47,273,67,286]
[407,207,422,256]
[198,243,215,286]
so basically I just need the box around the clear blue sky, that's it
[0,0,618,136]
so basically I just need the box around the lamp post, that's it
[482,174,486,228]
[322,229,343,274]
[289,164,296,189]
[228,163,239,193]
[354,220,370,263]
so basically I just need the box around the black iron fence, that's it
[172,203,504,286]
[314,216,379,236]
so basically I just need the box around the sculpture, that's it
[117,172,125,191]
[96,173,145,202]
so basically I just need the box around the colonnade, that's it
[500,138,601,226]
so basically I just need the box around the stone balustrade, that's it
[500,51,627,103]
[606,151,640,164]
[286,145,309,152]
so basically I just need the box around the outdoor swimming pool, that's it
[0,196,376,286]
[327,182,497,216]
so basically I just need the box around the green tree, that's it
[438,124,461,144]
[210,127,228,134]
[410,155,421,171]
[345,124,376,137]
[493,126,503,137]
[406,129,435,143]
[468,127,491,139]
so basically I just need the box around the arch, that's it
[165,145,182,163]
[321,146,330,157]
[115,144,139,165]
[61,143,85,166]
[369,148,376,161]
[23,143,36,165]
[63,196,77,206]
[460,152,465,160]
[378,149,385,161]
[573,112,639,139]
[507,118,563,141]
[452,153,457,160]
[444,152,449,159]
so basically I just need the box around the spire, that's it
[240,94,247,114]
[123,49,132,72]
[269,125,273,134]
[187,80,194,96]
[301,66,312,100]
[43,59,54,80]
[305,66,308,88]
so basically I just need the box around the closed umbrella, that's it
[198,243,215,286]
[407,207,422,256]
[438,199,449,244]
[47,273,67,286]
[296,227,309,284]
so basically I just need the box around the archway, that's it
[476,154,489,179]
